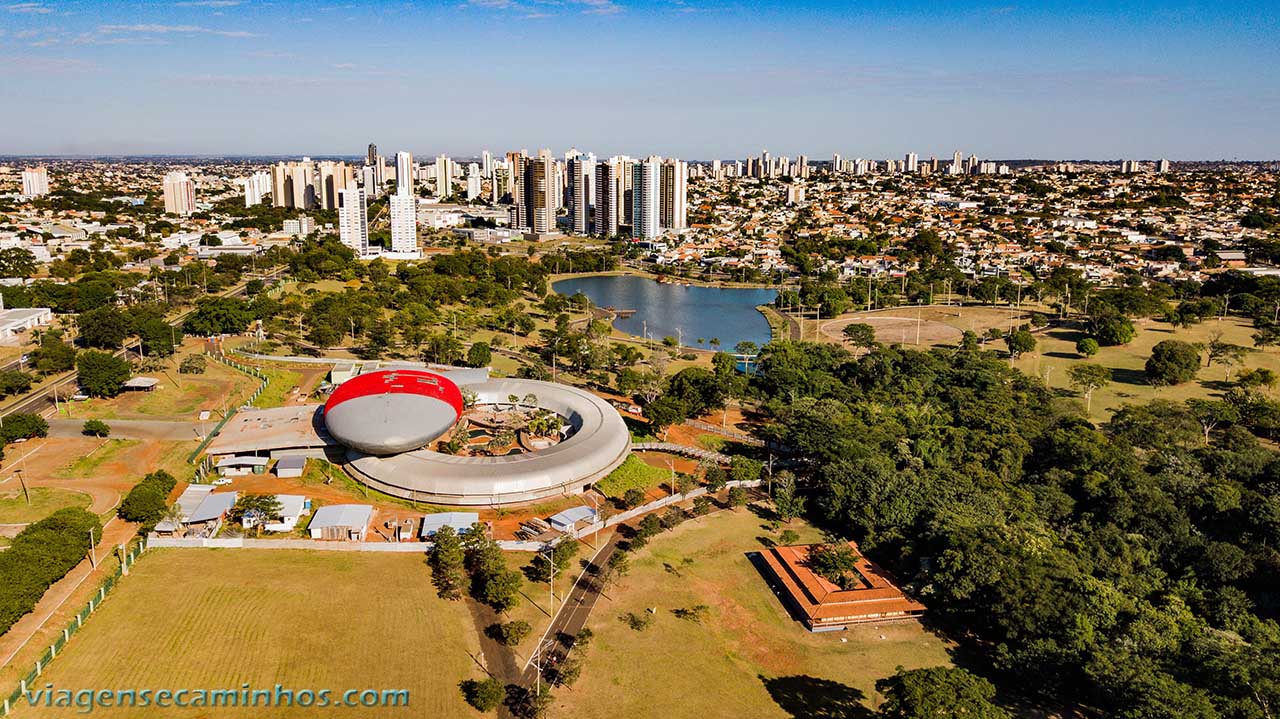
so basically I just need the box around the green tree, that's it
[1145,340,1202,386]
[228,494,284,534]
[1076,337,1100,357]
[728,486,748,509]
[842,323,878,353]
[31,331,76,374]
[1005,329,1036,358]
[75,350,131,397]
[82,419,111,437]
[622,487,645,509]
[466,341,492,368]
[1067,363,1111,414]
[182,296,253,336]
[78,306,130,349]
[875,666,1010,719]
[430,525,467,600]
[458,677,505,712]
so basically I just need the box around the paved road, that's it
[46,418,202,441]
[520,531,623,686]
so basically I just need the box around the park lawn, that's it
[1013,315,1280,420]
[554,509,954,719]
[594,455,670,499]
[0,487,91,524]
[11,549,481,719]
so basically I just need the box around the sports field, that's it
[553,510,954,718]
[818,305,1032,348]
[9,550,482,718]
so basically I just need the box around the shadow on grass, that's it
[1044,351,1081,360]
[760,674,873,719]
[1110,367,1151,386]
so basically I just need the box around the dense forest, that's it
[752,340,1279,718]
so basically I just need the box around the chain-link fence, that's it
[2,540,147,716]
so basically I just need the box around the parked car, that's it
[211,478,232,486]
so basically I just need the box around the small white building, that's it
[0,307,52,339]
[419,512,480,539]
[216,455,269,477]
[275,456,307,478]
[241,494,310,533]
[309,504,373,541]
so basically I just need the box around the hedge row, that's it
[0,508,102,634]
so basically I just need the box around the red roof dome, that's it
[324,370,464,455]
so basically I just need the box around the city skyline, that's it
[0,0,1276,159]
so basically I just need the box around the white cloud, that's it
[572,0,621,14]
[0,55,97,73]
[5,2,53,13]
[95,23,259,38]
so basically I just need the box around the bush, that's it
[0,508,102,633]
[620,611,654,631]
[179,354,207,374]
[728,486,748,508]
[459,677,505,712]
[622,487,645,509]
[82,419,111,437]
[0,412,48,444]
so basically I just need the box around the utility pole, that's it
[87,527,97,569]
[16,467,30,505]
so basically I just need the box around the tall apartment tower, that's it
[832,153,843,175]
[593,160,618,238]
[162,171,195,216]
[1157,159,1171,173]
[568,153,595,235]
[660,158,687,231]
[905,152,919,173]
[389,193,417,254]
[435,155,455,198]
[631,157,661,240]
[338,183,369,256]
[514,150,556,233]
[241,171,270,207]
[482,150,494,179]
[367,143,378,166]
[318,161,352,210]
[21,167,49,197]
[395,151,415,197]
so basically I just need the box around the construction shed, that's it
[419,512,480,539]
[308,504,373,541]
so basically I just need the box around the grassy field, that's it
[594,455,671,499]
[55,440,139,479]
[11,549,481,719]
[1013,316,1280,420]
[0,487,91,524]
[71,351,256,421]
[554,510,954,718]
[252,367,304,408]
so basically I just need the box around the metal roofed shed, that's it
[122,376,160,391]
[419,512,479,539]
[275,455,307,478]
[154,485,214,534]
[308,504,373,541]
[548,505,598,532]
[216,455,270,476]
[188,491,237,525]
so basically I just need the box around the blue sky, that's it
[0,0,1276,159]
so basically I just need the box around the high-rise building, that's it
[568,153,595,235]
[905,152,918,173]
[491,166,510,204]
[367,143,378,166]
[395,151,415,197]
[631,156,661,240]
[786,182,805,206]
[514,150,556,234]
[389,193,417,254]
[1158,158,1171,173]
[660,158,687,231]
[593,160,618,238]
[759,150,771,179]
[21,167,49,197]
[435,155,455,198]
[162,171,195,216]
[270,160,318,209]
[241,171,270,207]
[482,150,493,179]
[832,153,843,175]
[338,183,369,256]
[466,174,482,201]
[361,165,379,199]
[318,161,352,210]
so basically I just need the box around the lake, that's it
[552,275,779,351]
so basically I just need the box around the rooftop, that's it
[760,542,925,629]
